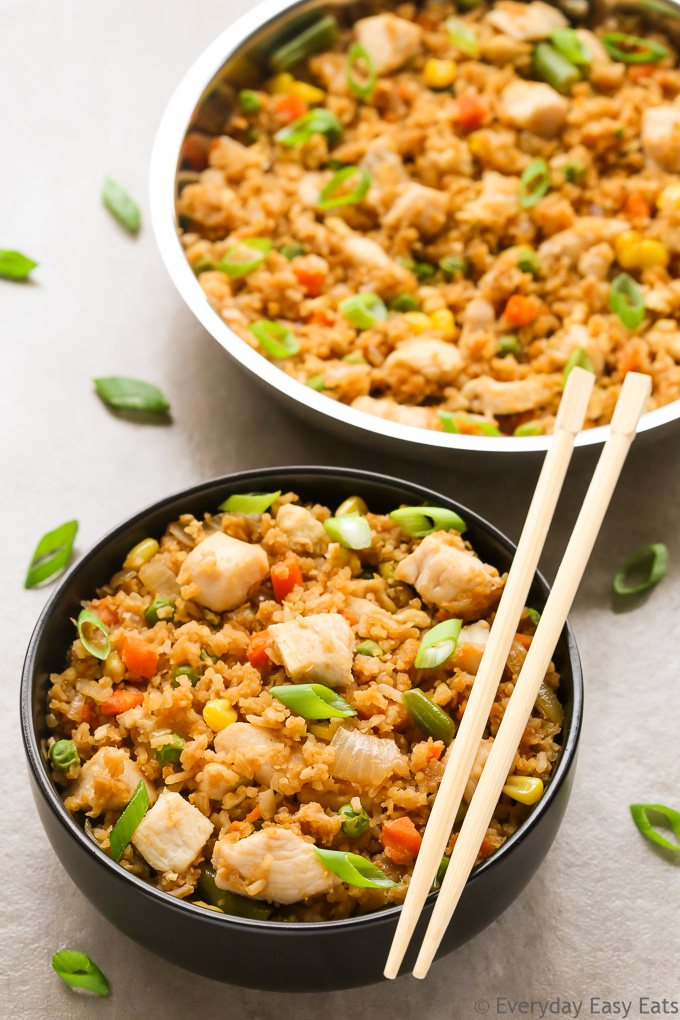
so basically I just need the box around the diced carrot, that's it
[477,837,493,861]
[80,703,94,726]
[514,632,533,649]
[380,816,423,864]
[617,338,644,376]
[275,94,307,124]
[270,556,304,602]
[293,265,327,297]
[504,295,540,327]
[181,133,210,172]
[398,83,413,101]
[307,308,335,326]
[628,64,656,82]
[119,633,158,679]
[341,609,359,626]
[101,688,144,716]
[625,192,650,219]
[247,631,272,671]
[454,93,486,131]
[245,805,262,824]
[90,599,118,629]
[425,741,444,763]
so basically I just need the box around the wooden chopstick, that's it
[411,371,652,980]
[384,366,595,980]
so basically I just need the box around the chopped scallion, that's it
[356,640,381,657]
[514,420,544,437]
[102,176,141,235]
[270,682,356,719]
[77,609,110,661]
[446,16,479,56]
[313,847,398,888]
[109,779,150,862]
[601,32,668,63]
[316,166,371,210]
[219,490,281,513]
[24,519,78,589]
[413,619,462,671]
[339,292,387,329]
[0,249,37,280]
[94,377,170,414]
[609,273,645,330]
[270,15,340,73]
[519,159,551,209]
[563,347,595,384]
[389,505,467,537]
[306,374,326,391]
[249,320,300,358]
[613,543,668,595]
[564,162,586,184]
[52,951,109,997]
[346,44,377,100]
[324,512,373,549]
[526,607,542,626]
[217,238,272,278]
[439,411,502,437]
[275,108,343,148]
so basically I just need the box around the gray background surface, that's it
[2,1,679,1016]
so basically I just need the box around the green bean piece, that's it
[49,739,80,772]
[339,803,370,837]
[533,42,581,94]
[145,597,176,626]
[155,734,185,765]
[197,864,273,918]
[402,689,456,745]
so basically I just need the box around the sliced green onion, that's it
[145,597,176,626]
[25,519,78,589]
[519,159,551,209]
[219,490,281,513]
[403,688,456,745]
[439,254,469,279]
[564,162,586,184]
[356,640,381,657]
[313,847,398,888]
[249,320,300,358]
[270,15,340,73]
[306,374,327,391]
[0,249,37,280]
[339,292,387,329]
[514,420,544,437]
[336,495,368,516]
[601,32,668,63]
[613,543,668,596]
[435,855,450,885]
[388,293,420,312]
[270,683,357,719]
[630,803,680,854]
[49,739,80,772]
[94,377,170,414]
[239,90,261,114]
[446,16,479,56]
[550,27,591,65]
[439,411,502,437]
[516,248,540,276]
[280,242,305,260]
[413,619,463,671]
[275,108,343,148]
[217,238,272,278]
[390,505,467,537]
[338,803,370,837]
[526,607,542,626]
[563,346,595,385]
[346,43,377,100]
[172,664,199,687]
[316,166,370,210]
[109,779,149,862]
[610,273,645,330]
[196,864,273,918]
[102,176,141,235]
[324,512,372,549]
[498,335,521,358]
[52,951,109,997]
[76,609,110,660]
[533,42,581,94]
[155,734,185,765]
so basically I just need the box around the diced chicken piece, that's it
[461,375,562,416]
[395,532,503,619]
[575,28,610,64]
[382,183,448,237]
[178,532,269,613]
[642,105,680,172]
[547,322,606,374]
[276,503,328,555]
[463,739,494,804]
[214,722,299,787]
[458,171,520,227]
[360,140,408,187]
[500,81,568,139]
[355,14,422,74]
[538,217,629,267]
[577,242,615,280]
[131,790,213,874]
[212,826,336,904]
[383,339,464,383]
[64,747,156,818]
[196,761,235,802]
[208,136,265,178]
[342,233,391,268]
[455,620,490,674]
[486,1,567,41]
[352,395,442,431]
[176,182,239,232]
[462,298,496,338]
[298,172,327,208]
[327,220,414,293]
[344,596,430,638]
[268,613,354,688]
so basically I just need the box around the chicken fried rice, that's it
[47,490,563,921]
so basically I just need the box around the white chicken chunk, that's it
[395,532,504,618]
[463,739,494,804]
[383,339,464,383]
[177,532,269,613]
[64,747,156,818]
[131,790,213,874]
[461,375,562,416]
[458,171,519,228]
[500,81,568,138]
[268,613,354,689]
[196,761,235,802]
[455,620,490,674]
[352,395,443,431]
[214,722,301,787]
[538,217,629,268]
[276,503,327,555]
[212,826,336,904]
[355,14,422,74]
[382,183,448,237]
[486,1,567,41]
[642,105,680,172]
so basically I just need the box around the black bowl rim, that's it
[21,465,583,935]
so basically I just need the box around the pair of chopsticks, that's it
[385,367,651,981]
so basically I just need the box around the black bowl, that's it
[21,467,583,991]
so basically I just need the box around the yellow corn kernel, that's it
[614,230,642,269]
[203,699,238,732]
[266,72,295,94]
[309,722,333,740]
[636,238,669,270]
[124,538,159,571]
[502,775,544,805]
[403,311,432,334]
[429,308,456,339]
[423,58,457,89]
[467,133,484,156]
[288,81,326,104]
[657,183,680,210]
[104,651,125,684]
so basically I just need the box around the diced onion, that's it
[139,560,181,597]
[329,727,403,787]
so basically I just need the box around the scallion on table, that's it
[94,377,170,414]
[613,542,668,595]
[24,519,78,589]
[0,249,37,280]
[52,951,109,996]
[630,803,680,854]
[102,176,141,235]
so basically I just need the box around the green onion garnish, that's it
[389,294,420,312]
[76,609,110,661]
[217,238,272,278]
[514,420,544,437]
[0,249,37,280]
[498,335,521,358]
[439,411,502,437]
[49,739,80,771]
[275,108,343,148]
[609,273,645,330]
[219,490,281,513]
[519,159,551,209]
[356,640,381,657]
[306,374,327,391]
[402,688,456,744]
[270,15,340,73]
[313,847,398,888]
[280,242,305,260]
[413,619,463,671]
[155,734,185,765]
[550,27,591,65]
[435,855,450,885]
[533,42,581,94]
[324,512,373,549]
[145,597,176,626]
[446,16,479,56]
[563,347,595,384]
[613,543,668,596]
[317,166,371,210]
[52,951,109,997]
[339,292,387,329]
[390,505,467,537]
[439,254,469,279]
[564,162,586,184]
[527,607,542,626]
[249,320,300,358]
[239,90,261,114]
[601,32,669,63]
[270,682,357,719]
[630,803,680,854]
[94,377,170,414]
[346,43,377,100]
[338,803,370,837]
[24,519,78,589]
[109,779,150,862]
[102,176,141,235]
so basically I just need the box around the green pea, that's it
[155,734,185,765]
[498,334,521,358]
[145,597,176,626]
[388,294,420,313]
[279,242,305,260]
[49,739,80,771]
[413,262,436,282]
[439,254,469,279]
[356,640,381,657]
[338,803,370,837]
[171,664,199,688]
[239,89,261,114]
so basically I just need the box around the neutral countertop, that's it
[3,1,680,1016]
